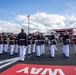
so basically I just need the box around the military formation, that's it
[0,29,76,61]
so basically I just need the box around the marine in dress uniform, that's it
[49,31,56,58]
[62,31,70,58]
[17,29,28,61]
[3,35,8,54]
[32,34,36,53]
[40,33,45,55]
[9,34,15,55]
[36,32,41,57]
[0,34,3,55]
[14,34,18,54]
[27,35,32,55]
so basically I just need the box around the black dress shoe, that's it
[0,53,2,55]
[63,53,65,55]
[50,56,55,58]
[15,53,18,54]
[55,51,57,52]
[19,60,24,62]
[64,56,69,58]
[10,55,13,56]
[36,56,40,57]
[4,52,8,54]
[28,54,31,55]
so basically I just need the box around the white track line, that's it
[0,57,19,64]
[0,57,19,69]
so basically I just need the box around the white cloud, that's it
[15,15,27,22]
[68,17,76,25]
[0,12,76,34]
[15,12,67,33]
[65,15,76,27]
[0,20,21,33]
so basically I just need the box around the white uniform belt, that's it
[51,39,56,44]
[66,39,69,41]
[36,40,45,41]
[19,39,25,40]
[28,40,32,41]
[51,39,56,41]
[10,40,14,41]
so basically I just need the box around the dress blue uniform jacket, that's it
[3,36,8,44]
[9,37,15,45]
[28,37,31,45]
[0,38,3,44]
[49,35,56,45]
[41,36,45,45]
[32,37,35,44]
[63,35,70,45]
[17,32,28,46]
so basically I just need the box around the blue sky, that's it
[0,0,76,33]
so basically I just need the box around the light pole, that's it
[27,15,30,35]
